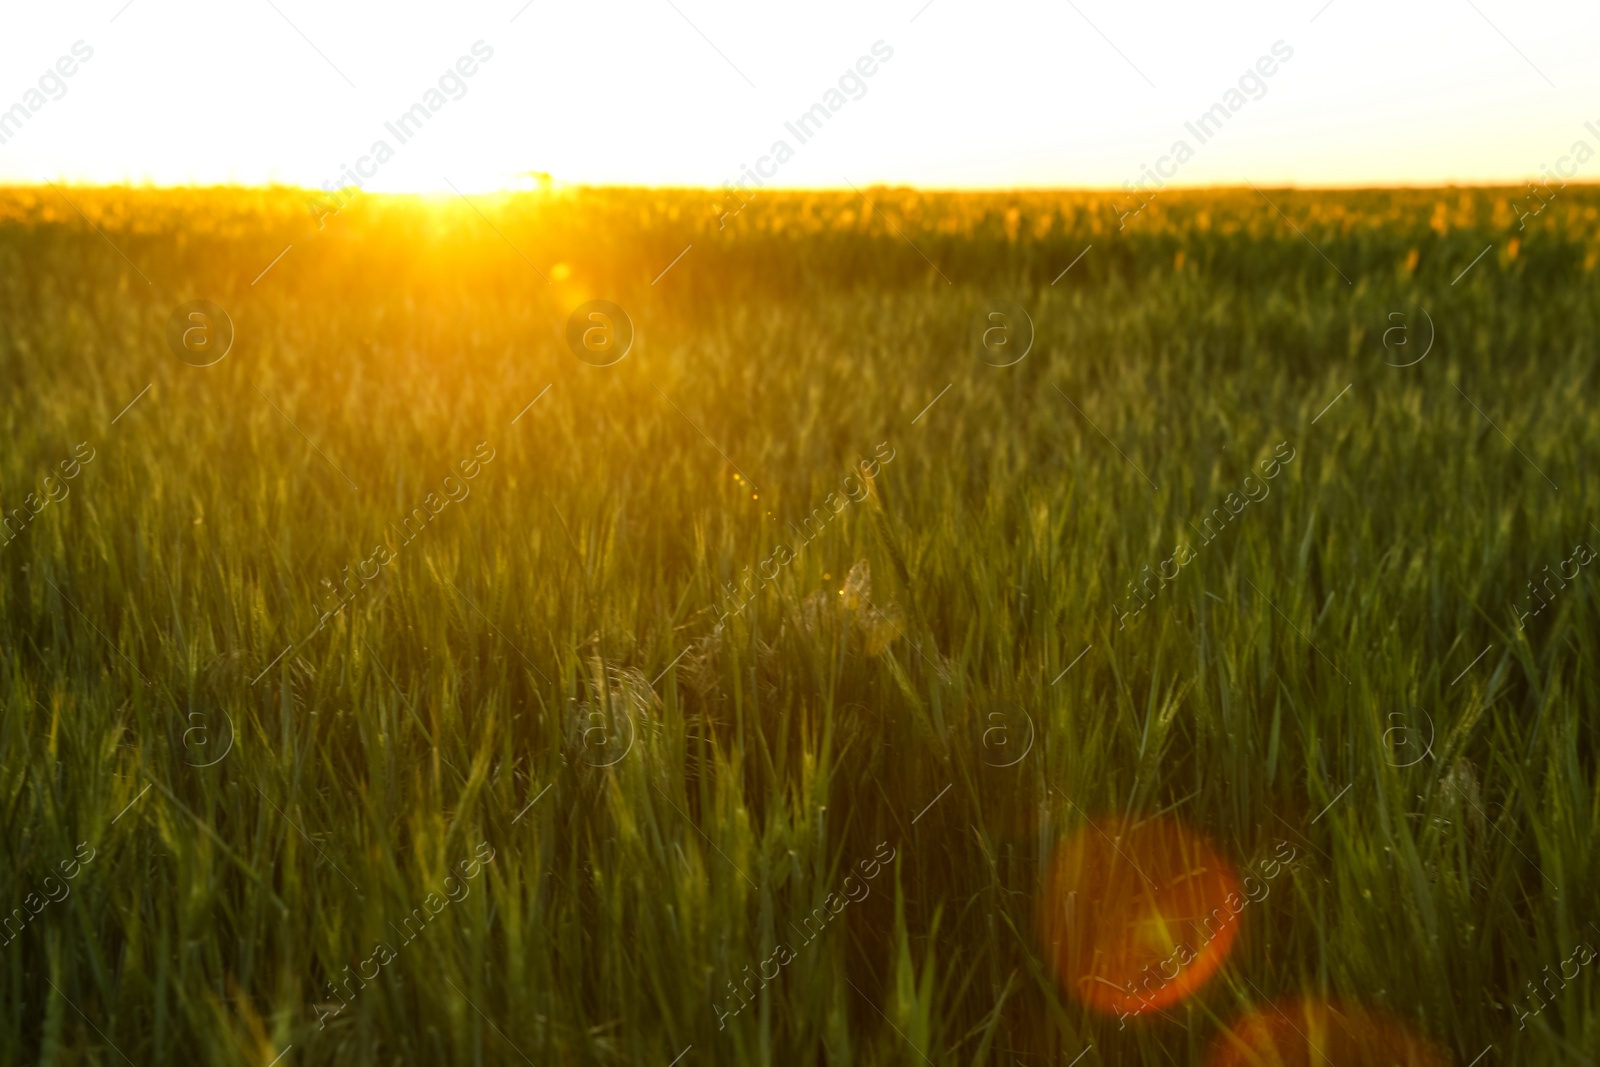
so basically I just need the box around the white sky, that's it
[0,0,1593,191]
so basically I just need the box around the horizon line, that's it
[0,178,1580,195]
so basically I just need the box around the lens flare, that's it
[1037,814,1241,1016]
[1205,998,1450,1066]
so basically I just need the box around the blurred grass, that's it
[0,183,1596,1065]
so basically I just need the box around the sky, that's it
[0,0,1593,192]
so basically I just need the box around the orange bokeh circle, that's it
[1206,998,1451,1067]
[1038,814,1242,1016]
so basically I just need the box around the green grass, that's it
[0,184,1596,1065]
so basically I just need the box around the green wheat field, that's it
[1,184,1596,1065]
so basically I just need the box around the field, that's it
[0,183,1596,1065]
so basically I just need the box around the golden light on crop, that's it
[1038,815,1240,1018]
[1206,999,1451,1067]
